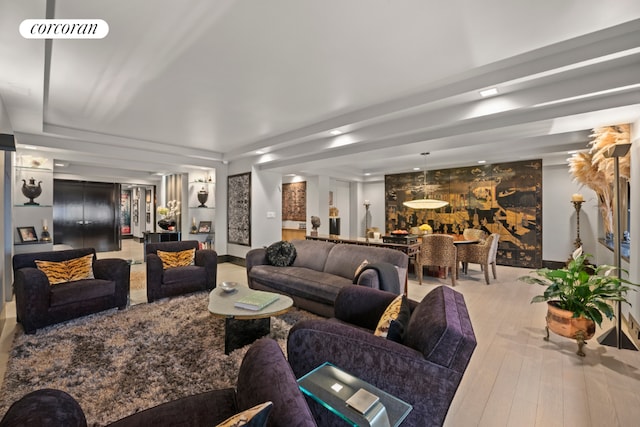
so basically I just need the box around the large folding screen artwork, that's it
[385,160,542,268]
[227,172,251,246]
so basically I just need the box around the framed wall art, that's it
[227,172,251,246]
[282,181,306,221]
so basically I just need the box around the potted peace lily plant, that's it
[519,247,639,357]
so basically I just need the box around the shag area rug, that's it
[0,292,321,426]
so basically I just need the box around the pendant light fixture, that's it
[403,152,449,210]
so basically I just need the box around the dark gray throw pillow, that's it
[266,241,297,267]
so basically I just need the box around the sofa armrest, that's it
[287,319,465,427]
[245,248,268,271]
[334,286,398,330]
[93,259,130,308]
[236,338,317,427]
[146,254,164,302]
[107,389,238,427]
[13,268,52,334]
[245,248,268,284]
[195,249,218,290]
[0,388,87,427]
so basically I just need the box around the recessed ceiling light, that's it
[329,129,343,136]
[364,173,371,176]
[567,150,578,154]
[479,88,498,98]
[54,162,66,167]
[413,167,420,171]
[478,160,487,164]
[255,150,265,155]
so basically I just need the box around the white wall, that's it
[542,164,599,262]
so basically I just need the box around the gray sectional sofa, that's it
[245,239,409,317]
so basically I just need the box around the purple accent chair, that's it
[0,339,317,427]
[287,285,477,427]
[145,240,217,302]
[12,248,130,334]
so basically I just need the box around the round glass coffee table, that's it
[208,286,293,354]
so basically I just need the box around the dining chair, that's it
[462,228,487,241]
[414,234,457,286]
[457,233,500,284]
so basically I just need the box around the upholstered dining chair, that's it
[414,234,457,286]
[462,228,487,241]
[457,233,500,284]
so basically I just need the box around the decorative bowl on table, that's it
[219,282,238,293]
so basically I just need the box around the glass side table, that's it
[297,362,412,427]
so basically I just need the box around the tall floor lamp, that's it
[597,142,637,350]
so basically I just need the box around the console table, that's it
[142,231,181,260]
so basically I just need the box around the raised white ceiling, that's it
[1,0,640,183]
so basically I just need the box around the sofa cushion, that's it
[162,265,207,287]
[290,239,334,271]
[216,401,272,427]
[35,254,94,285]
[249,265,352,305]
[157,248,195,269]
[323,244,406,282]
[266,241,297,267]
[50,279,116,307]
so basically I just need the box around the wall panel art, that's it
[227,172,251,246]
[385,160,542,268]
[282,182,306,221]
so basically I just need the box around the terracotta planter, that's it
[545,301,595,357]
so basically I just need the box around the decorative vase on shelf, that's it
[158,218,176,231]
[21,177,42,205]
[197,187,209,208]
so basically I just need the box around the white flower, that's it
[572,246,583,260]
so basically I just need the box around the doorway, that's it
[53,179,121,252]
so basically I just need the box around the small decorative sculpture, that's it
[21,177,42,205]
[310,216,321,236]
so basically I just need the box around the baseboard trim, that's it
[218,254,245,267]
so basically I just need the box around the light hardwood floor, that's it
[2,241,640,426]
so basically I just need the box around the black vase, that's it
[197,188,209,208]
[158,218,176,231]
[21,177,42,205]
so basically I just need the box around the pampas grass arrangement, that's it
[568,124,630,236]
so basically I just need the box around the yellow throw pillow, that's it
[35,254,94,286]
[156,248,195,269]
[216,401,272,427]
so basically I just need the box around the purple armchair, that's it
[287,285,477,427]
[0,339,317,427]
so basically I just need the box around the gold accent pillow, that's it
[374,294,411,342]
[35,254,94,286]
[156,248,195,269]
[216,401,272,427]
